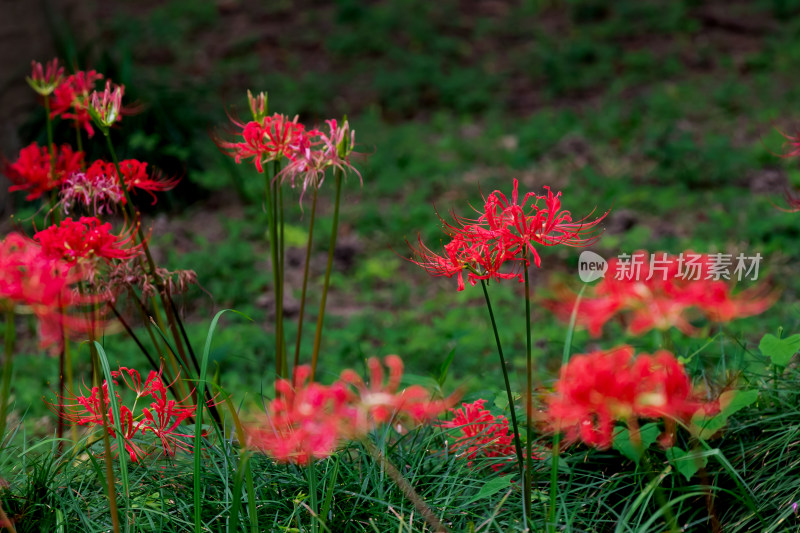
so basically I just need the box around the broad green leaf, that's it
[691,389,759,439]
[463,476,513,505]
[759,333,800,366]
[612,423,660,463]
[666,447,708,481]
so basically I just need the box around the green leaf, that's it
[666,447,708,481]
[612,423,660,463]
[759,333,800,366]
[691,389,758,439]
[436,348,456,387]
[462,476,513,506]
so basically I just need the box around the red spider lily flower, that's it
[51,70,104,137]
[441,399,517,472]
[80,159,180,206]
[545,346,716,449]
[340,355,455,430]
[4,142,84,201]
[0,233,100,352]
[27,58,64,96]
[246,365,356,465]
[117,159,181,203]
[51,366,208,462]
[88,80,125,129]
[246,357,454,464]
[409,179,606,291]
[547,251,775,337]
[218,113,308,172]
[34,216,142,271]
[59,168,125,215]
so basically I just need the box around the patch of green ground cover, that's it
[3,351,800,531]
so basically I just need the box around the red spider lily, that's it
[27,58,64,96]
[246,365,356,465]
[277,119,361,204]
[547,251,775,337]
[4,142,84,201]
[246,357,454,465]
[409,179,606,291]
[340,355,455,430]
[247,90,268,121]
[59,168,125,215]
[50,70,104,137]
[81,159,180,205]
[0,233,100,352]
[51,366,207,462]
[441,399,517,472]
[218,113,309,172]
[34,216,142,266]
[545,346,716,449]
[88,80,125,128]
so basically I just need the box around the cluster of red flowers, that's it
[4,60,177,211]
[440,399,517,472]
[246,356,454,465]
[54,367,203,462]
[218,92,359,201]
[34,216,141,266]
[5,143,84,201]
[548,251,774,336]
[546,346,717,449]
[0,233,94,351]
[409,179,607,291]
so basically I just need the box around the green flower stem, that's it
[294,186,319,372]
[362,439,448,533]
[264,169,284,379]
[523,260,533,524]
[548,283,587,532]
[479,281,527,489]
[74,121,83,154]
[44,95,55,166]
[0,309,16,441]
[310,168,343,381]
[275,160,287,377]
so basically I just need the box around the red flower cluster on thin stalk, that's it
[246,356,455,465]
[50,69,104,137]
[53,366,208,462]
[27,58,64,96]
[441,399,519,473]
[547,251,775,336]
[218,97,360,202]
[0,233,99,352]
[545,345,718,449]
[34,216,142,266]
[409,179,607,291]
[4,142,84,201]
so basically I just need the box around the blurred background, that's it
[2,0,800,416]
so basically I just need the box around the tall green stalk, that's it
[0,309,15,441]
[275,160,286,376]
[294,186,319,371]
[264,169,284,379]
[480,280,527,527]
[547,283,586,532]
[310,169,343,381]
[523,260,533,524]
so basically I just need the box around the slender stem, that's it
[74,121,83,155]
[44,95,56,165]
[64,334,78,445]
[275,160,286,377]
[549,283,587,532]
[523,260,533,524]
[264,168,282,379]
[310,169,343,381]
[294,187,319,371]
[479,281,526,482]
[362,439,449,533]
[0,309,15,441]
